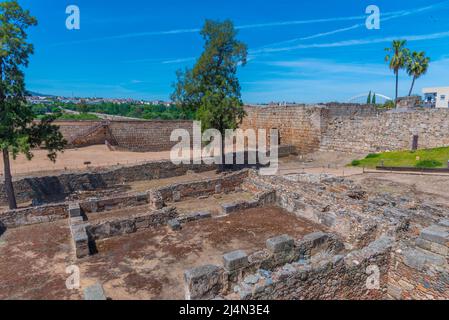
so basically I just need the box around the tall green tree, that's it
[171,20,248,169]
[1,1,66,209]
[372,93,377,105]
[367,91,372,104]
[385,40,409,107]
[406,51,430,96]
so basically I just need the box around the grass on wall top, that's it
[350,146,449,169]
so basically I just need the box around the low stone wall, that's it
[79,192,151,214]
[220,190,276,214]
[0,203,68,228]
[86,207,177,241]
[0,161,216,206]
[184,234,393,300]
[184,232,346,300]
[154,170,249,203]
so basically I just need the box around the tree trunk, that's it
[408,76,416,97]
[395,70,399,108]
[2,148,17,210]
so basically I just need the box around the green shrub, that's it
[415,160,443,168]
[351,160,361,166]
[365,153,380,159]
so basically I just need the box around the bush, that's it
[365,153,380,159]
[415,160,443,168]
[351,160,361,166]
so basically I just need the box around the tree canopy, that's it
[1,0,66,209]
[171,19,248,133]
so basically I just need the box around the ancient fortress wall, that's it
[54,120,193,152]
[52,106,449,155]
[320,108,449,153]
[242,105,449,154]
[240,105,325,154]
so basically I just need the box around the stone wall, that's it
[54,120,193,152]
[0,161,215,206]
[86,207,177,241]
[241,104,449,155]
[240,105,325,154]
[0,203,68,228]
[184,232,393,300]
[320,108,449,153]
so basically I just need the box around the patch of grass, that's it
[349,146,449,168]
[57,113,100,120]
[365,153,381,159]
[415,160,443,168]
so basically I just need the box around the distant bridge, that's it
[347,93,392,103]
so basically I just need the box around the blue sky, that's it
[21,0,449,103]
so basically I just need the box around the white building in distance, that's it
[422,87,449,108]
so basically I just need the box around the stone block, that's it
[68,203,81,218]
[223,250,248,271]
[215,184,222,193]
[84,283,107,300]
[420,225,449,246]
[266,234,294,253]
[71,223,90,259]
[168,219,182,231]
[149,191,164,209]
[184,265,224,300]
[173,191,181,202]
[438,219,449,228]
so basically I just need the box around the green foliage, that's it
[378,100,395,110]
[349,147,449,168]
[365,153,381,159]
[406,51,430,96]
[372,93,376,105]
[1,1,66,208]
[171,19,248,133]
[367,91,372,104]
[1,1,65,159]
[57,113,100,120]
[415,160,442,168]
[385,40,410,105]
[61,101,193,120]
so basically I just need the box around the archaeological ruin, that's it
[0,104,448,300]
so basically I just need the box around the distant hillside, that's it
[26,90,55,97]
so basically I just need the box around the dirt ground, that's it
[0,145,172,178]
[350,172,449,206]
[0,206,326,300]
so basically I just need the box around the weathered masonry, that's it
[241,104,449,154]
[55,120,193,152]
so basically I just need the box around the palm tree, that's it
[406,51,430,96]
[385,40,409,107]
